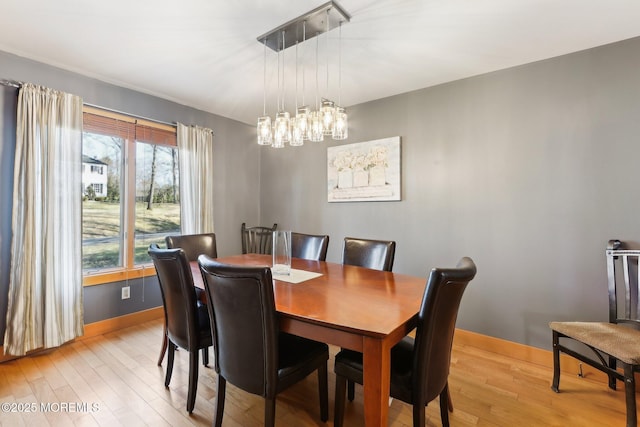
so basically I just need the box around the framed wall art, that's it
[327,136,401,202]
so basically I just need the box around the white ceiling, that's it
[2,0,640,125]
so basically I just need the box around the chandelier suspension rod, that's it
[338,21,342,106]
[302,21,306,107]
[295,38,299,109]
[315,32,320,110]
[262,39,267,115]
[281,30,286,111]
[326,9,330,99]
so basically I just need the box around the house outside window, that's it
[82,155,108,198]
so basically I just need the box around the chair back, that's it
[412,257,476,403]
[148,244,203,351]
[198,256,279,397]
[291,232,330,261]
[241,223,277,254]
[607,239,640,328]
[166,233,217,261]
[342,237,396,271]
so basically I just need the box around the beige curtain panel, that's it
[4,83,84,356]
[177,123,215,234]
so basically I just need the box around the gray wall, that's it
[0,84,17,346]
[260,37,640,351]
[4,36,640,352]
[0,51,258,344]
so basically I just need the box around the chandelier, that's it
[257,1,350,147]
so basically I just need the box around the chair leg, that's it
[317,363,329,421]
[265,397,276,427]
[157,322,168,366]
[609,355,618,390]
[347,380,355,401]
[334,374,347,427]
[551,331,561,393]
[214,376,226,427]
[440,384,450,427]
[624,363,637,427]
[201,347,209,367]
[165,341,176,387]
[413,398,426,427]
[187,350,199,413]
[447,384,453,412]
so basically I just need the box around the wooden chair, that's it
[342,236,396,272]
[148,244,212,414]
[241,222,277,254]
[198,256,329,427]
[333,257,477,427]
[291,232,330,261]
[156,233,217,366]
[550,239,640,427]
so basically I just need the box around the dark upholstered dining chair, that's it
[291,232,330,261]
[166,233,217,261]
[341,236,396,399]
[342,236,396,272]
[241,222,277,254]
[198,256,329,427]
[550,240,640,427]
[157,233,217,365]
[333,257,477,427]
[148,244,212,414]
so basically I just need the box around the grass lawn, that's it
[82,201,180,270]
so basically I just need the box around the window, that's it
[82,107,180,285]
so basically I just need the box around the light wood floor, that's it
[0,318,631,426]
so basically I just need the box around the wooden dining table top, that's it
[190,253,427,426]
[190,253,426,340]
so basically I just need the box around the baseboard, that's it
[80,306,164,340]
[0,306,164,364]
[454,328,609,383]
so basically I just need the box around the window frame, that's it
[82,106,178,286]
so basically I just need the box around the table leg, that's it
[363,337,391,427]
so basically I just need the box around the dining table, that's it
[190,253,426,427]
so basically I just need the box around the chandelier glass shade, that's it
[273,111,291,148]
[309,110,324,142]
[320,99,335,135]
[256,1,350,147]
[333,106,348,140]
[257,116,272,145]
[292,106,310,145]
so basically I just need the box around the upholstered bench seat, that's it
[549,321,640,365]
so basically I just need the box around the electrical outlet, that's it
[121,286,130,300]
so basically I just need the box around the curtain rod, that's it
[1,83,199,132]
[0,79,23,88]
[83,102,177,128]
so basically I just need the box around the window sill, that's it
[83,265,156,287]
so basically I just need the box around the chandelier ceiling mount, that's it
[256,1,350,53]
